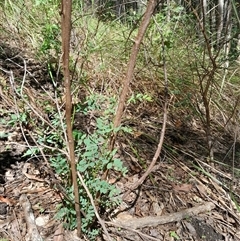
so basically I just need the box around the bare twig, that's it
[20,194,43,241]
[105,221,160,241]
[123,13,170,198]
[100,0,158,189]
[108,0,158,152]
[77,172,112,241]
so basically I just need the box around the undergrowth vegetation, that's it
[1,0,240,239]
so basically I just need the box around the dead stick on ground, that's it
[77,172,112,241]
[112,202,215,229]
[20,194,43,241]
[105,222,160,241]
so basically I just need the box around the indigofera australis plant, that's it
[33,0,170,239]
[59,0,168,239]
[0,0,168,239]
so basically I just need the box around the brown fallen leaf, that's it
[172,183,193,193]
[10,219,23,241]
[53,223,64,241]
[0,195,14,206]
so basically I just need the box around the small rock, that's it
[0,202,8,215]
[36,215,50,227]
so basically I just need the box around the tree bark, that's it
[61,0,82,237]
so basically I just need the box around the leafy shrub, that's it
[26,93,129,239]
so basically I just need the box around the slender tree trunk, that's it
[166,0,171,22]
[216,0,224,47]
[61,0,82,237]
[237,33,240,62]
[106,0,158,178]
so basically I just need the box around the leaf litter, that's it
[0,40,240,241]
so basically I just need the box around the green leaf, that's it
[0,132,7,139]
[113,158,124,170]
[78,160,88,172]
[23,147,39,157]
[169,231,180,239]
[107,162,113,169]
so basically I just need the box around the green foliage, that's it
[23,93,128,239]
[40,23,60,56]
[0,132,7,139]
[127,93,153,104]
[169,230,180,239]
[2,1,240,240]
[1,112,28,127]
[135,3,187,76]
[4,113,19,126]
[34,0,60,58]
[34,0,58,5]
[1,0,60,59]
[23,147,40,157]
[70,94,128,238]
[50,154,70,177]
[147,4,185,50]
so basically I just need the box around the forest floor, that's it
[0,41,240,241]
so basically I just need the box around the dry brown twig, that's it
[123,101,168,200]
[77,172,112,241]
[173,154,240,226]
[112,202,215,229]
[108,0,158,152]
[3,58,69,163]
[20,194,43,241]
[105,221,160,241]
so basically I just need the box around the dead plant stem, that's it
[123,101,168,199]
[77,172,112,241]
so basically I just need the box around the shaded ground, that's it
[0,41,240,241]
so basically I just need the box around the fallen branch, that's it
[105,222,160,241]
[113,202,215,229]
[20,194,43,241]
